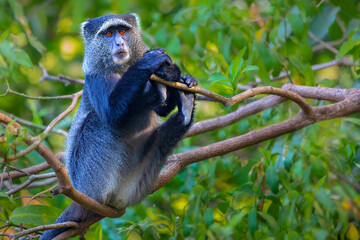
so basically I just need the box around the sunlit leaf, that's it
[0,29,10,42]
[229,47,246,81]
[14,49,33,68]
[0,192,16,215]
[337,37,360,59]
[10,205,63,226]
[208,72,229,82]
[241,65,259,73]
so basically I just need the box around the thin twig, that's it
[151,75,314,118]
[5,91,82,161]
[7,221,80,239]
[309,31,339,55]
[26,184,57,205]
[14,195,46,205]
[252,57,356,84]
[6,173,56,195]
[39,64,85,86]
[0,111,67,136]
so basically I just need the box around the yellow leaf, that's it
[346,223,359,240]
[206,41,218,53]
[255,29,264,41]
[342,200,351,211]
[293,76,301,85]
[128,231,142,240]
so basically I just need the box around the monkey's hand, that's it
[154,63,181,82]
[180,74,198,88]
[135,48,171,76]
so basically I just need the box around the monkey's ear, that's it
[130,13,142,31]
[80,20,90,41]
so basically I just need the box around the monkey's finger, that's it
[153,54,171,70]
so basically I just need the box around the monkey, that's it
[40,13,197,239]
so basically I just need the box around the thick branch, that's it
[59,86,360,238]
[154,89,360,190]
[0,113,125,218]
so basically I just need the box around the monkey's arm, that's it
[86,49,170,126]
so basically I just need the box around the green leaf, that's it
[173,7,198,23]
[218,201,229,214]
[241,65,259,73]
[337,37,360,59]
[167,36,181,56]
[258,212,280,233]
[28,36,46,54]
[10,205,63,226]
[314,176,326,189]
[287,13,305,38]
[208,72,229,82]
[309,6,339,42]
[229,212,247,227]
[248,207,257,234]
[0,192,17,215]
[266,165,279,194]
[346,118,360,125]
[289,56,315,85]
[14,49,33,68]
[229,47,246,81]
[0,29,10,42]
[204,208,213,226]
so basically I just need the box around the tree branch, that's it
[55,85,360,238]
[154,88,360,190]
[0,114,125,219]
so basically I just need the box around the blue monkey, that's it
[40,13,197,239]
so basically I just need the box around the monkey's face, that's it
[102,26,130,65]
[81,14,148,76]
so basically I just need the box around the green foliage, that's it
[1,0,360,239]
[10,205,62,226]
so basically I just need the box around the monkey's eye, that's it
[106,31,113,37]
[119,29,126,35]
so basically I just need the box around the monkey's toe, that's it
[180,75,198,88]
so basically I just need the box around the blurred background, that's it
[1,0,360,239]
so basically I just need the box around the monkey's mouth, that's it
[112,51,129,63]
[113,51,129,58]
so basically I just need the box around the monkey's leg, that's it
[151,89,195,160]
[155,74,198,117]
[40,202,98,240]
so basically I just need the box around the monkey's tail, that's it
[40,202,98,240]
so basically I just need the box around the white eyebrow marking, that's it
[96,19,134,36]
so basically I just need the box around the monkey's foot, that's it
[179,91,195,126]
[180,74,198,88]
